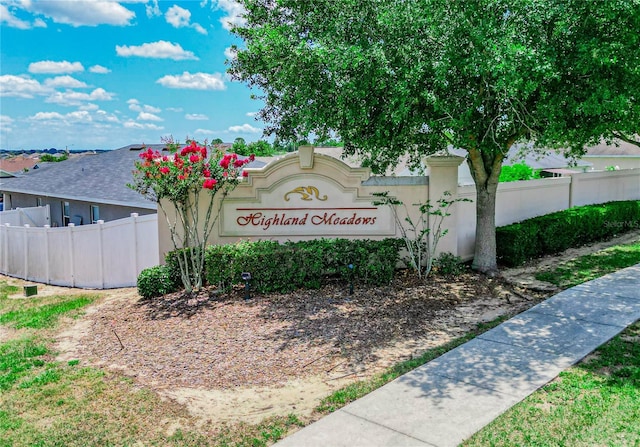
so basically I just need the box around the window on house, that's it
[90,205,100,224]
[36,197,43,207]
[62,201,70,226]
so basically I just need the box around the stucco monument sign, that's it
[221,176,395,237]
[158,146,466,259]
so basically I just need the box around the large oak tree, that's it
[229,0,640,272]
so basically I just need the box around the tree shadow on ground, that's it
[137,289,219,319]
[252,273,489,365]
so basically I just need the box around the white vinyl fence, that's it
[0,211,159,289]
[0,205,50,227]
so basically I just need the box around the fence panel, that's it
[5,226,27,279]
[102,218,139,288]
[0,206,50,227]
[495,177,571,226]
[25,226,49,282]
[0,214,158,289]
[70,224,103,289]
[570,169,640,207]
[133,213,160,273]
[43,226,75,287]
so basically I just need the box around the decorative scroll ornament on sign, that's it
[284,186,328,201]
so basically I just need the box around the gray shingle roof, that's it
[585,140,640,156]
[0,144,159,209]
[0,144,267,209]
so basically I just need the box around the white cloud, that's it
[31,110,86,123]
[0,115,15,134]
[127,99,161,113]
[79,103,100,111]
[224,46,237,61]
[66,110,93,122]
[0,4,31,29]
[202,0,246,31]
[193,23,206,34]
[165,5,207,34]
[123,120,164,130]
[46,88,115,106]
[228,123,261,133]
[145,0,161,17]
[29,106,120,126]
[186,113,209,121]
[44,76,89,89]
[165,107,183,112]
[116,40,198,60]
[95,109,120,123]
[0,115,14,125]
[246,111,258,117]
[31,111,66,121]
[165,5,189,27]
[156,72,226,90]
[89,65,111,74]
[137,111,163,122]
[0,75,51,98]
[27,0,136,27]
[29,60,84,74]
[195,128,215,135]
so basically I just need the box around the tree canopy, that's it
[230,0,640,271]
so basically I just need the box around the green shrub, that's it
[137,265,180,299]
[432,252,467,276]
[496,222,541,266]
[204,238,401,294]
[39,153,68,163]
[499,163,540,182]
[496,200,640,267]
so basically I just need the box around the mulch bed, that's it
[74,271,546,390]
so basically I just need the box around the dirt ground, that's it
[3,229,639,426]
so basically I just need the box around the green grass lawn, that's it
[463,322,640,446]
[535,241,640,289]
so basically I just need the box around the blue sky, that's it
[0,0,266,151]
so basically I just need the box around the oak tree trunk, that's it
[472,180,499,273]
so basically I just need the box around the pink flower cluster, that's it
[180,141,208,159]
[219,153,255,170]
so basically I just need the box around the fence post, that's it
[44,225,51,284]
[23,224,30,280]
[97,220,105,288]
[424,155,465,258]
[1,223,8,274]
[68,223,75,287]
[131,213,139,284]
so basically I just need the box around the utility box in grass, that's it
[23,285,38,297]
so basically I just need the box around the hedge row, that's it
[139,238,402,298]
[205,238,402,294]
[496,200,640,267]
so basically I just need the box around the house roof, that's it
[0,145,159,209]
[584,140,640,156]
[0,156,39,174]
[275,145,592,175]
[0,144,266,210]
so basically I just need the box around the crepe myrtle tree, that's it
[129,139,254,293]
[228,0,640,273]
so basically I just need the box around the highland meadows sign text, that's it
[220,183,395,237]
[236,208,378,230]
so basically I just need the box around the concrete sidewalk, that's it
[275,264,640,447]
